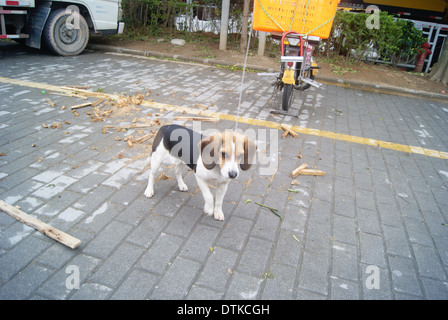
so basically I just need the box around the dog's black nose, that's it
[229,171,238,179]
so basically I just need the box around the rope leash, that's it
[235,17,253,130]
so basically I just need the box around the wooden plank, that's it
[0,200,81,249]
[298,169,326,176]
[174,116,219,122]
[70,102,92,110]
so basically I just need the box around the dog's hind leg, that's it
[144,147,165,198]
[174,162,188,192]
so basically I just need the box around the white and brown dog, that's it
[144,124,256,221]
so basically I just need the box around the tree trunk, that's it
[430,38,448,85]
[240,0,250,53]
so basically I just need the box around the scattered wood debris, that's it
[193,104,209,110]
[281,124,299,138]
[291,163,326,177]
[45,98,57,108]
[50,122,62,129]
[291,163,308,178]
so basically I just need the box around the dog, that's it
[144,124,257,221]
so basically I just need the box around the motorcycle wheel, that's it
[282,84,294,111]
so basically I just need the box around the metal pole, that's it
[258,31,266,56]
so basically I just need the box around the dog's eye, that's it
[221,152,226,159]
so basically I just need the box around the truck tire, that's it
[43,8,89,56]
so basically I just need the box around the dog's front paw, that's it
[204,203,214,216]
[144,187,154,198]
[213,210,225,221]
[178,182,188,192]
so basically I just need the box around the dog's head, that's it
[199,130,257,179]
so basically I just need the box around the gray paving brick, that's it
[236,237,273,277]
[88,242,144,288]
[0,222,34,250]
[359,232,386,268]
[333,214,356,245]
[355,188,376,211]
[403,217,434,246]
[0,236,50,281]
[69,283,112,300]
[281,204,307,234]
[332,242,358,282]
[330,277,359,300]
[126,213,170,248]
[216,216,252,251]
[412,244,447,281]
[272,230,302,267]
[304,220,331,254]
[31,175,78,200]
[83,220,133,259]
[0,263,53,300]
[251,207,281,241]
[357,207,381,235]
[180,224,220,262]
[377,202,402,227]
[383,225,412,258]
[35,191,82,218]
[309,198,332,224]
[421,277,448,300]
[187,285,223,300]
[261,263,297,299]
[110,269,158,300]
[388,255,422,297]
[195,246,238,292]
[298,251,329,296]
[80,202,125,233]
[150,256,200,299]
[138,233,184,274]
[334,195,355,218]
[164,205,202,238]
[225,271,264,300]
[37,254,101,300]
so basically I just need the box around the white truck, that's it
[0,0,124,56]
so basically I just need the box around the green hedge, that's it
[321,11,426,66]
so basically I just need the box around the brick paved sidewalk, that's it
[0,46,448,300]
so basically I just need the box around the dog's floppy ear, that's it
[199,133,222,170]
[240,135,257,171]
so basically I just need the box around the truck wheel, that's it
[43,8,89,56]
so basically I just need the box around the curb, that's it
[87,43,448,101]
